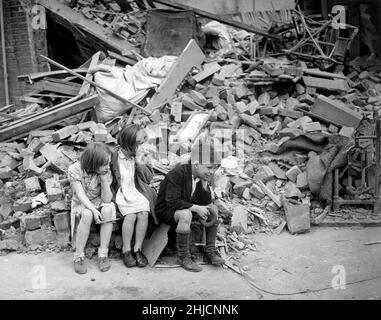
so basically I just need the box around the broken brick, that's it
[249,184,266,199]
[24,176,41,192]
[52,125,79,141]
[53,212,70,233]
[286,166,302,182]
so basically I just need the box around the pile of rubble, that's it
[1,1,381,261]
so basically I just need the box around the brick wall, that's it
[0,0,48,108]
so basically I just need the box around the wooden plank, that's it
[37,0,136,54]
[151,0,282,41]
[0,104,14,112]
[0,95,99,142]
[79,51,102,96]
[145,39,205,112]
[107,50,137,66]
[18,69,88,82]
[303,68,348,80]
[32,80,80,96]
[311,95,363,128]
[20,96,48,105]
[302,76,348,92]
[7,94,86,128]
[142,223,170,267]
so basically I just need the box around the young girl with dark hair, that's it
[68,142,116,274]
[111,124,158,268]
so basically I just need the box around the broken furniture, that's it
[333,113,381,212]
[283,6,358,69]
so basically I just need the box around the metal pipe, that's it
[0,0,10,105]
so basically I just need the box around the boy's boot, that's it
[203,224,225,265]
[176,231,202,272]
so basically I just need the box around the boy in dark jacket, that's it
[155,137,225,272]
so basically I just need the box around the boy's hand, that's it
[92,208,103,224]
[194,205,210,221]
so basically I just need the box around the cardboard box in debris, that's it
[1,0,381,258]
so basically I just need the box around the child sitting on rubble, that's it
[110,124,157,268]
[68,142,116,274]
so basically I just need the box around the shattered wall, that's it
[0,0,48,107]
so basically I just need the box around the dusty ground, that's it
[0,226,380,300]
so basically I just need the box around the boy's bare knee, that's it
[175,209,192,224]
[81,209,93,225]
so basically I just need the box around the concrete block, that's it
[189,90,207,106]
[0,239,19,251]
[302,121,322,132]
[328,124,339,134]
[279,127,303,139]
[339,126,355,138]
[284,181,302,198]
[25,228,57,246]
[182,94,203,111]
[235,101,248,114]
[212,73,225,86]
[242,188,252,200]
[286,166,302,182]
[21,214,41,231]
[296,172,309,189]
[91,124,108,142]
[53,212,70,233]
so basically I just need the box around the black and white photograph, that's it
[0,0,381,305]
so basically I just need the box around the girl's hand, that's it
[92,208,103,224]
[99,170,112,185]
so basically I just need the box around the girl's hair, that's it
[80,142,111,174]
[117,124,142,157]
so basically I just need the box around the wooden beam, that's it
[151,0,282,41]
[107,51,137,66]
[18,69,88,82]
[0,95,99,142]
[302,76,348,92]
[37,0,136,54]
[32,80,80,96]
[145,39,205,112]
